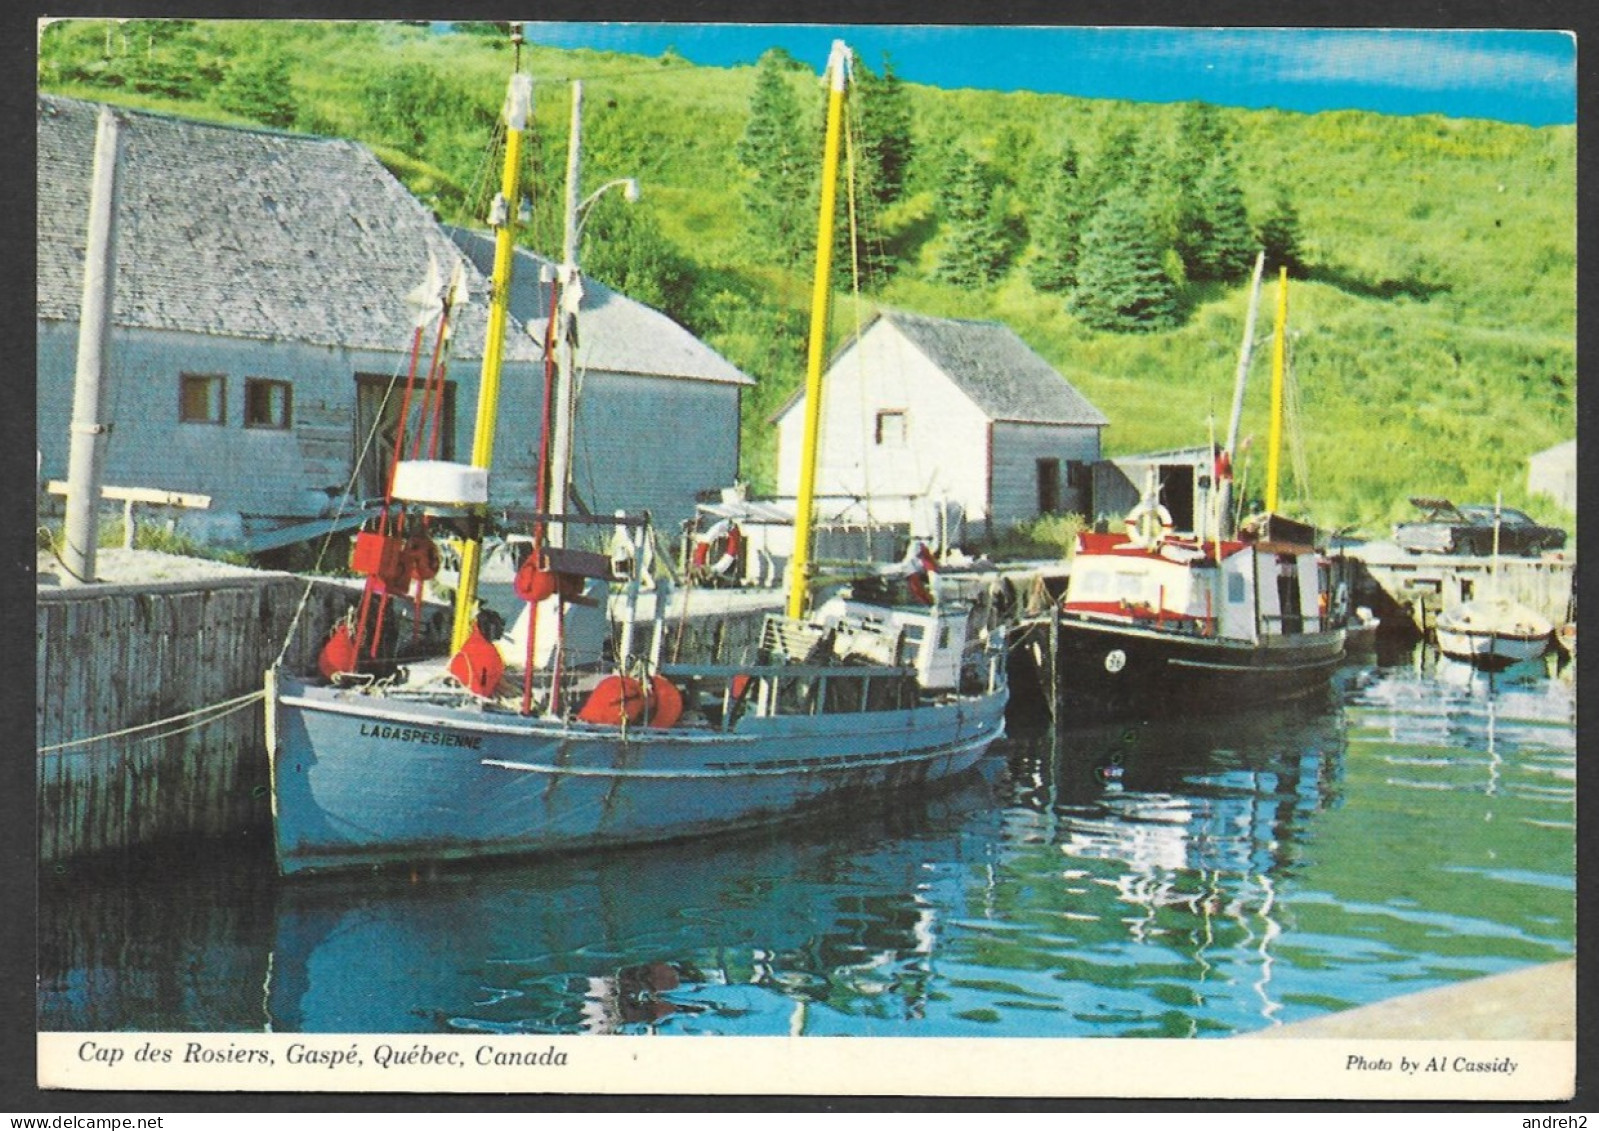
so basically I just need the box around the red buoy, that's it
[643,675,684,729]
[405,533,441,581]
[577,675,645,725]
[513,555,559,603]
[317,622,359,680]
[448,625,505,698]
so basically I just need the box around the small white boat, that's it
[1433,492,1554,671]
[1435,596,1552,670]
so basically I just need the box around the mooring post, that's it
[1048,600,1062,723]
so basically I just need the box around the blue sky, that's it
[518,24,1576,127]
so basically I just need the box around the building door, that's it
[1158,464,1196,532]
[354,374,455,501]
[1037,458,1061,515]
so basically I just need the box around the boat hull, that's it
[1434,598,1553,671]
[1435,626,1551,671]
[1030,617,1345,722]
[268,676,1006,875]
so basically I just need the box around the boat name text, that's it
[360,723,483,750]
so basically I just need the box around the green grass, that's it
[39,19,1576,542]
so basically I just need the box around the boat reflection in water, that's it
[39,657,1572,1038]
[262,785,996,1036]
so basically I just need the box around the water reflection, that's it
[38,653,1574,1039]
[260,791,998,1036]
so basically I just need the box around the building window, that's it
[875,409,907,447]
[244,378,293,430]
[179,374,225,424]
[1066,459,1090,490]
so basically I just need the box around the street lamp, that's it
[574,177,642,244]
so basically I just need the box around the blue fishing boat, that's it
[265,36,1008,876]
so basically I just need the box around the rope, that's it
[1284,338,1314,515]
[38,689,266,756]
[843,96,876,524]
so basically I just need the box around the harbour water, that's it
[39,648,1574,1039]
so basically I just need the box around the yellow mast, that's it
[786,40,851,621]
[452,53,533,652]
[1265,266,1288,515]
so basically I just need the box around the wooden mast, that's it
[786,39,851,621]
[452,35,533,653]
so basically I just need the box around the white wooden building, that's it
[37,95,747,550]
[1528,439,1576,514]
[773,310,1108,541]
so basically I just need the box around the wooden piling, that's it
[1047,600,1062,723]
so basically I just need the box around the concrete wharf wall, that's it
[37,574,353,864]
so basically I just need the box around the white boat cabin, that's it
[1064,517,1330,644]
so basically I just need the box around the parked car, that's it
[1393,497,1566,556]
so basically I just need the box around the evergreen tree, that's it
[1168,103,1228,200]
[1185,155,1257,282]
[1027,143,1086,293]
[1084,123,1147,208]
[933,151,1009,287]
[1169,104,1254,283]
[736,50,815,268]
[1258,186,1310,277]
[580,201,702,333]
[1070,185,1181,332]
[850,53,913,208]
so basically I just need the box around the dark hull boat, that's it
[1027,515,1345,723]
[1018,264,1344,724]
[1046,605,1345,721]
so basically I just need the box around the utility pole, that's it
[62,106,122,586]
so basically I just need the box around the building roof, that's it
[37,95,534,360]
[446,229,752,387]
[873,310,1109,426]
[1110,445,1216,465]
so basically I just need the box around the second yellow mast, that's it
[786,40,852,621]
[1265,266,1288,515]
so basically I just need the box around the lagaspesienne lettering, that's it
[359,723,482,750]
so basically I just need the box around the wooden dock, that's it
[37,564,355,863]
[1344,542,1574,641]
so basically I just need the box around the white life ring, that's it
[1124,502,1174,549]
[692,519,743,577]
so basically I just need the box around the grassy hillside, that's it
[38,19,1576,540]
